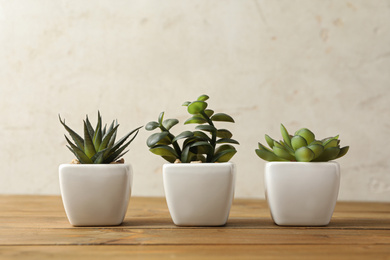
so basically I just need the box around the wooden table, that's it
[0,196,389,259]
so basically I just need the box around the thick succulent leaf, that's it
[324,138,339,149]
[215,144,235,154]
[204,109,214,117]
[258,142,272,152]
[255,149,285,162]
[195,124,217,133]
[189,141,213,149]
[158,112,164,124]
[102,124,107,137]
[182,101,191,106]
[92,152,105,164]
[92,113,102,151]
[149,145,179,159]
[184,116,207,125]
[162,156,177,163]
[280,124,292,148]
[85,116,95,140]
[98,125,119,151]
[162,119,179,130]
[59,115,84,150]
[211,113,234,123]
[313,147,340,162]
[145,121,159,131]
[193,131,211,141]
[216,129,232,139]
[335,146,349,159]
[307,143,324,159]
[295,128,315,144]
[172,131,194,143]
[147,132,169,147]
[291,135,307,151]
[157,135,172,145]
[197,94,209,101]
[273,146,295,161]
[274,141,294,155]
[181,145,191,163]
[213,149,237,163]
[265,134,275,149]
[216,138,240,145]
[187,101,207,115]
[295,146,315,162]
[322,135,339,144]
[83,121,96,158]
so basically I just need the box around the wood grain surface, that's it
[0,196,389,259]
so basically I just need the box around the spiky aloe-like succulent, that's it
[145,94,239,163]
[256,124,349,162]
[59,112,141,164]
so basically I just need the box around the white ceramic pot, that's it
[264,161,340,226]
[163,162,236,226]
[59,164,132,226]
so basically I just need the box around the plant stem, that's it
[160,126,182,158]
[201,111,216,162]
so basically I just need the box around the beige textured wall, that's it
[1,0,389,201]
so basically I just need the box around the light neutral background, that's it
[1,0,389,201]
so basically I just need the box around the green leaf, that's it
[92,114,102,151]
[295,128,315,144]
[182,101,191,106]
[184,116,207,125]
[307,144,324,159]
[65,135,92,164]
[85,115,95,140]
[195,124,217,133]
[273,146,295,161]
[145,121,159,131]
[313,147,340,162]
[204,109,214,117]
[291,135,307,151]
[91,150,106,164]
[335,146,349,159]
[147,132,169,147]
[216,138,239,145]
[324,138,339,149]
[255,149,285,162]
[181,145,191,163]
[106,126,142,158]
[280,124,292,148]
[162,119,179,130]
[149,145,179,159]
[59,115,84,150]
[189,141,213,155]
[197,94,209,101]
[216,129,232,139]
[258,142,272,152]
[212,145,237,162]
[211,113,235,123]
[265,135,275,149]
[193,131,211,141]
[158,112,164,124]
[172,131,194,143]
[98,125,119,151]
[187,101,207,115]
[83,120,96,158]
[295,146,315,162]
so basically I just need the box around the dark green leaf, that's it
[204,109,214,117]
[147,132,169,147]
[187,101,207,115]
[158,112,164,124]
[312,147,340,162]
[83,120,96,158]
[65,136,92,164]
[92,113,102,151]
[211,113,234,123]
[145,121,159,131]
[195,124,217,133]
[335,146,349,159]
[172,131,194,143]
[85,115,95,139]
[59,115,84,150]
[216,129,232,139]
[184,116,207,125]
[216,138,239,145]
[193,131,211,141]
[105,126,142,158]
[181,146,191,163]
[98,125,119,151]
[212,146,237,162]
[162,119,179,130]
[149,145,179,158]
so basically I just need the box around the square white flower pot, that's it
[59,164,132,226]
[265,161,340,226]
[163,162,236,226]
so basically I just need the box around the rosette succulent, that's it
[145,94,239,163]
[59,112,141,164]
[256,124,349,162]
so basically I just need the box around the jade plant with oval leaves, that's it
[145,94,239,163]
[256,124,349,162]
